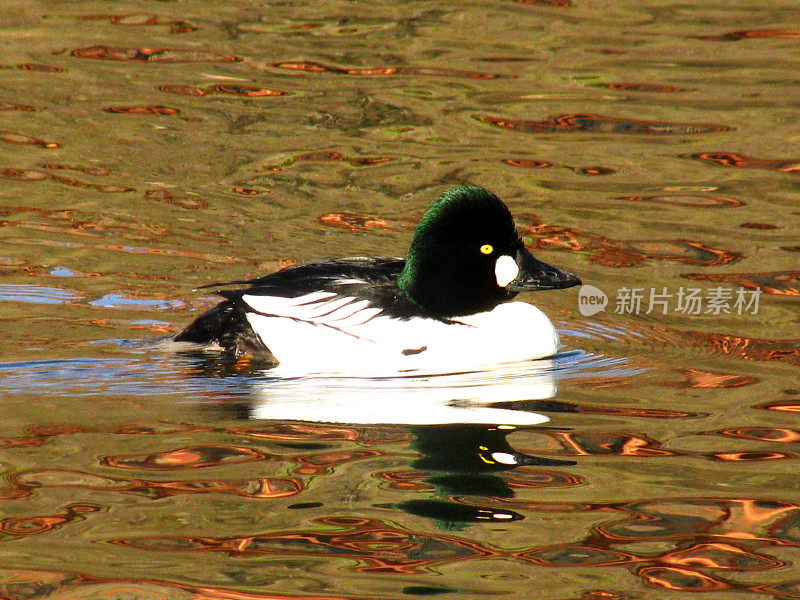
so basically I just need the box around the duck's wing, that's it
[173,257,410,356]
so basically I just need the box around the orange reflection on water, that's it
[740,221,779,229]
[374,469,432,492]
[77,13,198,33]
[0,504,101,539]
[619,240,740,266]
[71,45,241,63]
[1,168,133,193]
[698,29,800,40]
[617,194,744,208]
[262,151,395,172]
[104,105,180,115]
[0,200,209,248]
[721,428,800,443]
[292,449,384,476]
[513,0,572,6]
[12,468,301,500]
[193,586,355,600]
[503,157,615,175]
[693,151,800,173]
[38,163,110,176]
[522,221,740,267]
[0,489,31,500]
[0,102,37,112]
[480,495,800,594]
[595,82,688,92]
[57,494,800,594]
[520,400,696,419]
[231,187,266,196]
[505,470,583,489]
[298,151,393,166]
[158,84,287,97]
[638,566,730,592]
[45,172,131,193]
[762,402,800,414]
[0,516,70,537]
[6,235,241,265]
[595,498,799,543]
[101,445,268,470]
[580,166,616,175]
[502,158,555,168]
[585,246,643,267]
[272,61,503,79]
[319,213,391,231]
[755,581,800,599]
[116,515,496,575]
[230,422,389,442]
[519,544,635,566]
[548,432,673,457]
[0,132,59,148]
[576,593,625,600]
[675,368,759,389]
[0,63,63,72]
[0,435,44,449]
[683,270,800,296]
[711,451,791,462]
[474,113,731,134]
[0,567,358,600]
[144,189,207,209]
[26,423,208,436]
[738,499,799,529]
[676,331,800,366]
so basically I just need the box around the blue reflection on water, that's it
[89,294,186,310]
[0,356,249,397]
[0,283,81,304]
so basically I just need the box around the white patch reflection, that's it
[249,360,557,425]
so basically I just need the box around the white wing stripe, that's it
[243,293,382,330]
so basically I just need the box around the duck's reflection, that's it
[411,423,575,492]
[239,360,576,526]
[391,423,576,527]
[246,360,558,425]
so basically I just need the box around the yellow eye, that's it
[480,244,493,255]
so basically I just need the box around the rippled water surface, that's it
[2,1,800,599]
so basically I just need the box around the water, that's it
[1,1,799,598]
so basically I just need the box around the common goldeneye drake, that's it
[174,185,580,374]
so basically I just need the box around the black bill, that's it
[508,246,581,292]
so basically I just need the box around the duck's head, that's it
[397,185,581,317]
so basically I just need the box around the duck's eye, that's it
[480,244,494,255]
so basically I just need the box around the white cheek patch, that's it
[494,255,519,287]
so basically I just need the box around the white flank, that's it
[494,255,519,287]
[242,291,560,376]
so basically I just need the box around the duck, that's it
[174,185,581,375]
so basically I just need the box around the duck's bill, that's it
[508,247,581,292]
